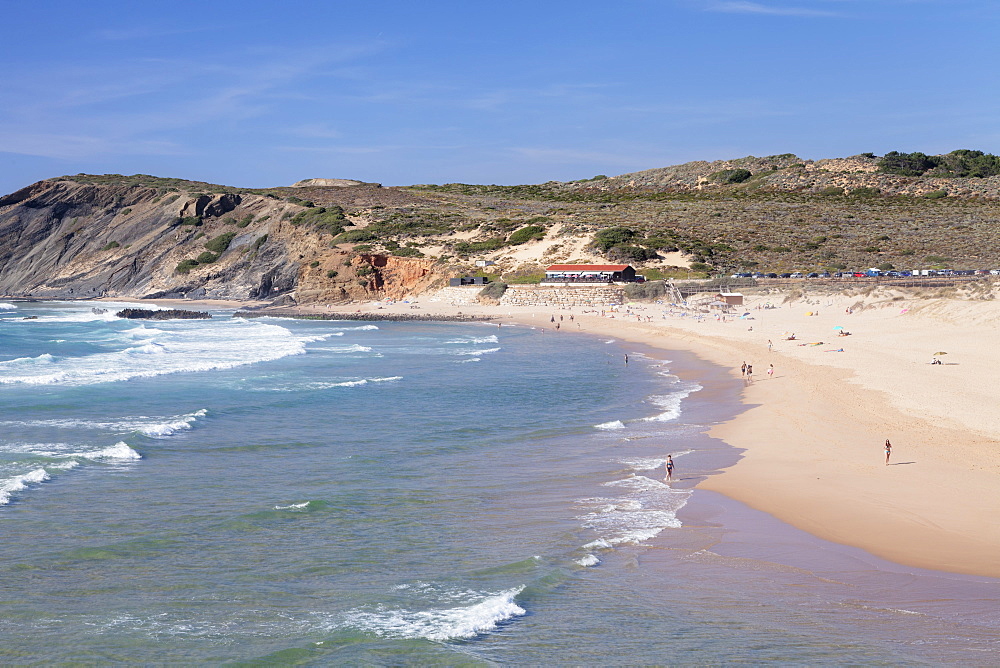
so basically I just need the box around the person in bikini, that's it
[665,455,675,482]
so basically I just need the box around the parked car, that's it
[790,272,803,278]
[806,272,819,278]
[766,273,778,279]
[818,272,830,278]
[779,273,792,278]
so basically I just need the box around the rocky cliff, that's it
[0,177,448,303]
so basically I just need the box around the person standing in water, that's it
[665,455,674,482]
[885,439,892,466]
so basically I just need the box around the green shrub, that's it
[624,281,668,300]
[292,206,347,234]
[818,186,844,196]
[924,189,948,199]
[850,187,881,198]
[507,225,547,245]
[356,265,374,277]
[391,247,424,257]
[592,227,636,251]
[879,149,1000,178]
[309,260,320,268]
[100,241,120,251]
[479,282,507,300]
[710,168,753,184]
[326,270,339,278]
[120,208,132,216]
[353,244,373,252]
[236,213,255,228]
[175,259,200,274]
[333,229,378,244]
[452,238,507,255]
[204,232,236,254]
[196,251,219,264]
[609,245,659,262]
[505,271,545,284]
[641,236,680,252]
[252,234,268,251]
[178,216,202,226]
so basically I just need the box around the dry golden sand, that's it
[295,287,1000,577]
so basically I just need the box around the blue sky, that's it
[1,0,998,193]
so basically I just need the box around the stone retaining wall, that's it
[499,284,625,307]
[428,285,484,306]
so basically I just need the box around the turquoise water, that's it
[1,300,999,664]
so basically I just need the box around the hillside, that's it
[2,152,1000,303]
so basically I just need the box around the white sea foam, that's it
[0,302,17,311]
[576,554,601,567]
[595,420,626,430]
[328,376,402,388]
[618,457,667,471]
[0,319,314,386]
[275,501,310,510]
[329,324,379,331]
[445,335,499,345]
[0,409,207,438]
[458,347,500,356]
[80,442,141,460]
[345,587,526,641]
[455,357,480,363]
[47,461,81,471]
[0,468,50,505]
[641,382,703,422]
[308,344,375,354]
[577,474,690,547]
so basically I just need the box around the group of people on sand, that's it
[740,361,774,381]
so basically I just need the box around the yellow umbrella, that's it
[933,351,947,356]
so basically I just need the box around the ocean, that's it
[1,300,999,665]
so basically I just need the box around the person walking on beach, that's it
[665,455,674,482]
[746,364,753,381]
[740,361,747,377]
[768,339,773,352]
[885,439,892,466]
[767,363,774,378]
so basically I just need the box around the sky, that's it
[1,0,998,194]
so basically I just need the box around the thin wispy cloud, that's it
[705,1,842,16]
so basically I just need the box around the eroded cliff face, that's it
[0,178,449,303]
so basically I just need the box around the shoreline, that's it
[245,293,1000,578]
[19,291,1000,577]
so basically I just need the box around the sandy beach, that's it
[261,283,1000,578]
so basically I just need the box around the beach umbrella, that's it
[833,325,844,330]
[933,351,947,356]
